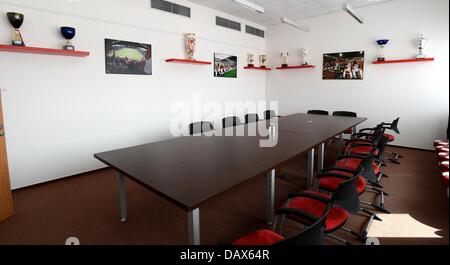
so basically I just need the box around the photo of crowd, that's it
[214,53,237,78]
[323,51,365,80]
[105,39,152,75]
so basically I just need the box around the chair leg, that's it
[360,208,382,221]
[360,201,391,214]
[326,233,352,245]
[340,226,366,242]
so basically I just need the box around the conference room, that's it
[0,0,448,255]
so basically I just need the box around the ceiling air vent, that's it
[246,25,265,38]
[216,16,241,31]
[151,0,191,18]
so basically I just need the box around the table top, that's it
[94,113,366,211]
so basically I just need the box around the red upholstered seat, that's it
[442,172,449,187]
[440,161,449,171]
[434,140,449,147]
[348,145,379,156]
[320,175,366,195]
[336,158,380,174]
[436,146,450,153]
[438,152,449,162]
[384,133,395,142]
[233,229,284,245]
[285,191,348,233]
[343,128,353,134]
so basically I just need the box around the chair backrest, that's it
[333,111,357,117]
[275,205,329,245]
[330,168,362,214]
[189,121,214,135]
[307,110,329,116]
[222,116,242,128]
[245,113,259,124]
[390,117,400,134]
[264,110,277,120]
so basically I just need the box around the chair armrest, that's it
[275,208,319,223]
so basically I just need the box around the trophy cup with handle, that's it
[259,54,267,68]
[7,12,25,46]
[61,27,76,51]
[416,34,429,59]
[247,53,255,67]
[184,33,196,60]
[376,39,389,62]
[281,52,289,68]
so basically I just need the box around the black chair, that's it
[331,111,358,149]
[245,113,260,124]
[333,111,357,118]
[222,116,242,128]
[307,110,329,116]
[233,205,329,245]
[281,169,364,244]
[189,121,214,135]
[264,110,280,120]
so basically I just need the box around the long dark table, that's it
[94,113,366,245]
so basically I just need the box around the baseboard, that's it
[12,167,109,192]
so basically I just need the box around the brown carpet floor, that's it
[0,145,448,245]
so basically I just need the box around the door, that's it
[0,91,13,221]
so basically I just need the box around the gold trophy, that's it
[7,12,25,46]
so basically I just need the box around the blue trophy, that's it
[61,26,76,51]
[376,39,389,61]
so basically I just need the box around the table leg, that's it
[352,126,357,139]
[266,169,275,225]
[118,173,127,223]
[318,143,325,172]
[338,133,344,156]
[188,208,200,245]
[307,148,315,188]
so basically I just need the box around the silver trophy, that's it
[416,34,429,59]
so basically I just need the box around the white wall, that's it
[0,0,267,188]
[266,0,449,150]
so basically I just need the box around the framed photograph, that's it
[322,51,364,80]
[214,53,237,78]
[105,39,152,75]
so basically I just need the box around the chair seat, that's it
[348,145,380,156]
[336,158,380,174]
[436,146,450,153]
[434,140,449,147]
[384,133,395,142]
[440,161,449,171]
[442,172,449,187]
[285,191,348,233]
[343,128,353,134]
[233,229,284,245]
[438,152,449,162]
[320,175,366,195]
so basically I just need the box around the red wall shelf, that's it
[372,58,434,64]
[244,66,272,71]
[165,58,211,65]
[0,44,90,57]
[276,65,316,70]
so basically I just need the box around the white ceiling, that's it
[187,0,394,26]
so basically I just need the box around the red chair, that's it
[438,152,449,162]
[233,206,329,245]
[279,170,364,244]
[436,146,449,153]
[440,161,449,171]
[434,140,448,148]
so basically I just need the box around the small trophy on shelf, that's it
[184,33,196,60]
[247,53,255,67]
[301,48,309,65]
[61,27,76,51]
[281,52,289,68]
[416,34,429,59]
[259,54,267,68]
[7,12,25,46]
[376,39,389,61]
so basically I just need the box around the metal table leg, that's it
[118,173,127,223]
[338,133,344,156]
[266,169,275,225]
[188,208,200,245]
[307,148,315,188]
[318,143,325,172]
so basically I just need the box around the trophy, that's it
[184,33,196,60]
[61,27,76,51]
[416,34,429,59]
[301,48,309,65]
[281,52,289,68]
[7,12,25,46]
[376,39,389,61]
[259,54,267,68]
[247,53,255,67]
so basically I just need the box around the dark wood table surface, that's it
[94,113,366,212]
